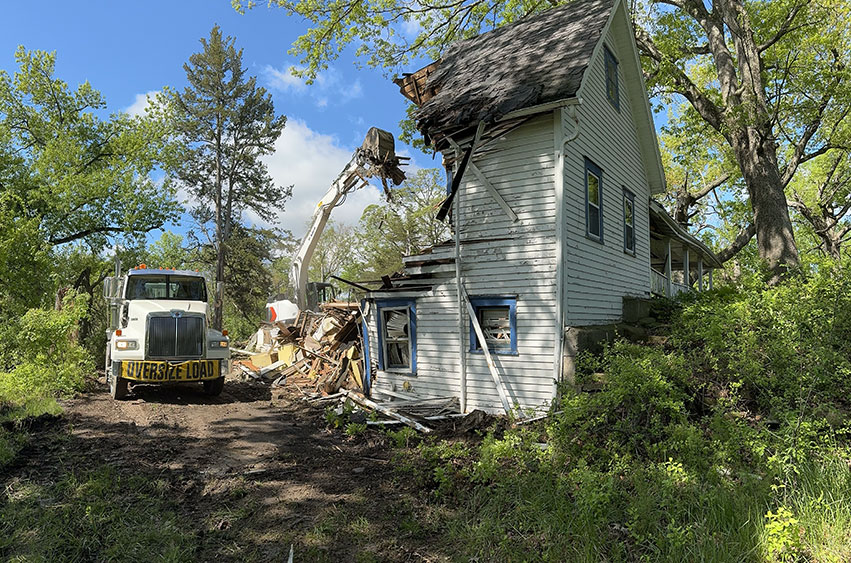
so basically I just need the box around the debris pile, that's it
[235,303,367,395]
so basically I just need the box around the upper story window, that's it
[604,45,619,111]
[469,297,517,355]
[623,188,636,254]
[376,300,416,374]
[585,158,603,242]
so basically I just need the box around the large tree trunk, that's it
[731,129,800,280]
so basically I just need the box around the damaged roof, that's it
[399,0,614,140]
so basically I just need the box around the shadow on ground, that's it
[1,378,451,562]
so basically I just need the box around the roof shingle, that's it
[411,0,614,140]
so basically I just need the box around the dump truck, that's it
[103,266,230,399]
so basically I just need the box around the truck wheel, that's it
[109,370,129,400]
[203,377,225,396]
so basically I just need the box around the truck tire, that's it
[203,377,225,396]
[109,370,129,400]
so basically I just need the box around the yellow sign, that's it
[122,360,220,382]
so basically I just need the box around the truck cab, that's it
[104,267,230,399]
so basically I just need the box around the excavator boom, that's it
[291,127,406,309]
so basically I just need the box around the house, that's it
[360,0,719,413]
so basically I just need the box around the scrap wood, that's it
[366,413,467,426]
[297,345,340,366]
[237,363,261,379]
[340,390,432,433]
[259,359,287,377]
[323,356,351,394]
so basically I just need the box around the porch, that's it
[648,200,722,298]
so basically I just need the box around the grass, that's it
[391,433,851,562]
[0,467,195,562]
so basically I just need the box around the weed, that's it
[345,422,367,436]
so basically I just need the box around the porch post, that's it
[709,269,714,290]
[665,239,672,297]
[698,258,704,292]
[683,247,690,287]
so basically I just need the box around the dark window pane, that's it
[386,342,410,368]
[589,205,601,237]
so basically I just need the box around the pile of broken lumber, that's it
[235,303,367,395]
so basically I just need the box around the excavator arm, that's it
[291,127,406,309]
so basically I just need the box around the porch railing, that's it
[651,268,691,298]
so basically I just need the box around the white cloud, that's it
[253,118,385,238]
[264,65,307,94]
[263,64,364,108]
[125,90,160,117]
[401,18,422,39]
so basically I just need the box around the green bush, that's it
[0,292,93,404]
[400,263,851,561]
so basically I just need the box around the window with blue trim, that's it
[604,45,619,111]
[585,158,604,241]
[376,299,416,373]
[469,297,517,355]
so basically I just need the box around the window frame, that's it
[469,296,518,356]
[585,158,604,243]
[375,299,417,374]
[604,45,620,111]
[623,187,636,255]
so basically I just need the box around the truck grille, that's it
[147,314,204,359]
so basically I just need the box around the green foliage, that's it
[325,400,355,429]
[164,25,288,329]
[1,467,195,561]
[0,47,181,253]
[345,168,449,281]
[393,264,851,560]
[0,293,93,404]
[385,426,418,448]
[344,422,367,436]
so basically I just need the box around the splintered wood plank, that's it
[340,390,433,433]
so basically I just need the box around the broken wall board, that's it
[462,285,513,415]
[340,390,433,433]
[446,137,518,223]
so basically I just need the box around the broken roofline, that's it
[396,0,612,139]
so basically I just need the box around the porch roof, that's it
[648,199,723,269]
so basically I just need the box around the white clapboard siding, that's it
[563,24,652,327]
[368,114,559,413]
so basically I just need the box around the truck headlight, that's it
[209,340,229,348]
[115,340,139,350]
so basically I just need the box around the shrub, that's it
[0,293,93,404]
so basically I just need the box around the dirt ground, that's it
[5,375,456,562]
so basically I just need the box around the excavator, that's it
[265,127,406,323]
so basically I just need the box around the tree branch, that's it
[715,222,756,263]
[635,25,726,133]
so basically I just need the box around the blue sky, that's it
[0,1,431,238]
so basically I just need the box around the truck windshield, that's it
[126,275,208,301]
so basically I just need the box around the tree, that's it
[308,221,357,286]
[786,149,851,260]
[635,0,851,281]
[0,47,181,315]
[346,168,449,280]
[238,0,851,283]
[168,25,289,329]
